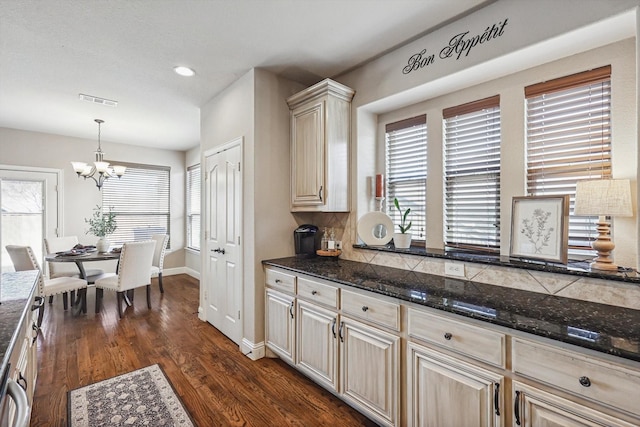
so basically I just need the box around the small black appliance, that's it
[294,224,319,258]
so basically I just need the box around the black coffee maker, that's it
[294,224,319,258]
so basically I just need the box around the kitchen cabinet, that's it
[264,268,296,363]
[407,342,503,427]
[513,382,637,427]
[286,79,355,212]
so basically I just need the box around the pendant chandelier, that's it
[71,119,126,190]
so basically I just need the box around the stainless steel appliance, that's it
[294,224,318,258]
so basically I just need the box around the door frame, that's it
[199,137,244,338]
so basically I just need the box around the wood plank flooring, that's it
[30,274,377,426]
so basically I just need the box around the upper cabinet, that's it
[287,79,355,212]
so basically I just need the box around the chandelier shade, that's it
[71,119,126,189]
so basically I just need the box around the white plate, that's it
[357,211,394,246]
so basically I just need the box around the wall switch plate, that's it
[445,262,465,278]
[336,241,343,250]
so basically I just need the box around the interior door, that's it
[204,140,242,344]
[0,167,60,275]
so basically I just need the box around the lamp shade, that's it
[574,179,632,217]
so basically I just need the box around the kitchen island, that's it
[0,270,39,426]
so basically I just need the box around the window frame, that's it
[186,164,201,251]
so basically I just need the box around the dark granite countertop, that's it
[263,257,640,363]
[1,270,39,396]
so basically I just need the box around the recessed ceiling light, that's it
[174,66,195,77]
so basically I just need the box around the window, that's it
[187,164,201,250]
[102,162,170,247]
[385,115,427,241]
[526,66,611,255]
[443,96,501,252]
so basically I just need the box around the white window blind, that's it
[102,162,170,247]
[526,66,611,254]
[385,115,427,241]
[187,164,201,250]
[443,95,501,251]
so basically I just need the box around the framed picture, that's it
[510,195,569,264]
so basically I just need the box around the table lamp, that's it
[574,179,632,271]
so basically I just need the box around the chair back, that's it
[116,241,156,291]
[5,245,45,295]
[151,234,169,269]
[44,236,80,277]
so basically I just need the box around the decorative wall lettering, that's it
[402,18,509,75]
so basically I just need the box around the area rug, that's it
[68,364,195,427]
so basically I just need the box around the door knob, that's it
[213,248,226,254]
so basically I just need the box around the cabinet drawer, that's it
[513,337,640,415]
[341,289,400,331]
[265,268,296,294]
[297,277,338,309]
[408,308,505,368]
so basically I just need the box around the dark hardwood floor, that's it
[30,274,377,426]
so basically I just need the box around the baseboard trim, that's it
[164,267,200,280]
[241,338,265,361]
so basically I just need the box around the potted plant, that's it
[393,197,412,249]
[86,205,117,253]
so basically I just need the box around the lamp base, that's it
[589,218,618,272]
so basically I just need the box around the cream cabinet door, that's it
[340,317,400,427]
[407,342,503,427]
[291,100,325,208]
[265,289,295,363]
[296,300,338,391]
[514,382,638,427]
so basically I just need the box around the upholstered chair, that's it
[94,240,156,318]
[150,234,169,293]
[44,236,105,279]
[6,245,88,325]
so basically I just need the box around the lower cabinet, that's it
[340,317,400,427]
[296,300,338,391]
[407,342,504,427]
[265,288,295,363]
[513,382,637,427]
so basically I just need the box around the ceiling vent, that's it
[79,93,118,107]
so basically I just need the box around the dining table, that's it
[44,250,121,315]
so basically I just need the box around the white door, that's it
[204,140,242,344]
[0,167,60,274]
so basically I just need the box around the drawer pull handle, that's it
[361,306,369,312]
[311,290,318,295]
[444,332,452,340]
[17,373,27,391]
[275,279,282,283]
[31,296,45,311]
[289,301,294,319]
[339,321,345,343]
[579,376,591,387]
[494,383,500,416]
[514,390,521,426]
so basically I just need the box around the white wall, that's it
[0,126,187,271]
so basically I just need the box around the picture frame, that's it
[509,195,569,264]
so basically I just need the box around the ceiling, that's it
[0,0,492,151]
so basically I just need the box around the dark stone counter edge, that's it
[352,244,640,285]
[263,259,640,364]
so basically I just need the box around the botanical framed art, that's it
[510,195,570,264]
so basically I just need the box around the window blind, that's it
[525,66,611,253]
[385,115,427,241]
[102,162,170,247]
[443,95,501,251]
[187,164,201,250]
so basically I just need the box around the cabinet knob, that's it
[444,332,453,340]
[275,279,282,283]
[311,290,318,295]
[579,376,591,387]
[361,306,369,312]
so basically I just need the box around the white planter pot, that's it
[96,237,110,253]
[393,233,412,249]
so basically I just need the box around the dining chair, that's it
[150,234,169,293]
[5,245,88,325]
[94,240,156,318]
[44,235,105,279]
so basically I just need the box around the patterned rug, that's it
[68,364,195,427]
